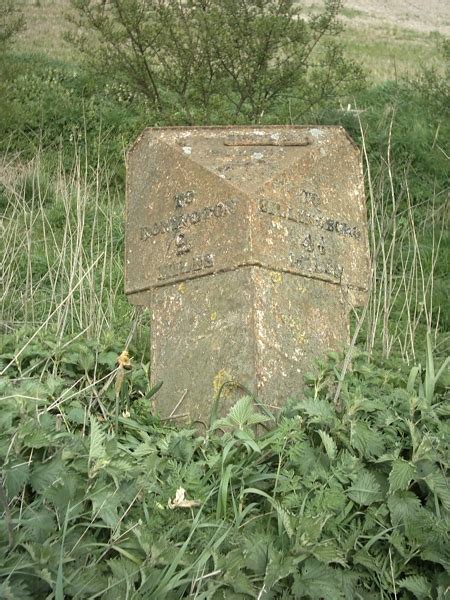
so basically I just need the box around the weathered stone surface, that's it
[125,126,370,422]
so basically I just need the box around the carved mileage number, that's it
[302,233,325,255]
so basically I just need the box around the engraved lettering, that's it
[175,233,191,256]
[289,252,343,281]
[201,206,214,220]
[214,203,225,218]
[157,254,215,281]
[192,256,203,271]
[175,190,194,209]
[302,234,314,252]
[190,211,201,224]
[225,198,238,213]
[287,206,298,223]
[204,254,214,268]
[140,227,151,241]
[325,219,334,232]
[317,236,325,254]
[278,203,287,219]
[302,189,320,205]
[142,197,239,241]
[258,197,361,240]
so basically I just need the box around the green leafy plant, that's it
[68,0,364,123]
[1,338,448,598]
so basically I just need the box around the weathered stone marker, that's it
[125,126,370,422]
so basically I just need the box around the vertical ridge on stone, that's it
[125,126,370,422]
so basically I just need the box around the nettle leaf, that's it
[98,351,120,368]
[89,483,122,528]
[399,575,432,599]
[225,568,255,595]
[334,450,360,484]
[0,399,15,432]
[387,492,421,526]
[298,399,335,427]
[89,416,106,464]
[319,485,347,514]
[21,427,51,449]
[318,430,336,460]
[0,580,34,600]
[350,421,385,458]
[347,471,381,505]
[30,456,65,493]
[66,403,86,425]
[243,536,270,575]
[214,396,269,430]
[107,557,139,583]
[4,459,30,497]
[353,548,382,572]
[292,558,343,599]
[263,549,297,589]
[45,375,65,396]
[389,458,416,493]
[312,540,347,566]
[21,506,56,543]
[423,470,450,511]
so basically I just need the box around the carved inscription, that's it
[158,253,214,282]
[140,197,238,241]
[175,232,191,256]
[259,192,357,282]
[259,197,361,240]
[302,233,325,254]
[289,253,343,281]
[175,190,194,209]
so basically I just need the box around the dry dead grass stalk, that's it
[1,145,123,345]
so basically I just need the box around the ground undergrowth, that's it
[0,334,449,598]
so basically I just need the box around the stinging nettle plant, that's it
[67,0,364,123]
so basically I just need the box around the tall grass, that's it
[360,114,447,362]
[0,145,126,341]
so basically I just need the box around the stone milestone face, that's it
[125,127,370,421]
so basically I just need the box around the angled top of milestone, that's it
[125,126,370,302]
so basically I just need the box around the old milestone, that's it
[125,126,370,421]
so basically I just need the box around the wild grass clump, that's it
[0,337,448,598]
[0,144,128,341]
[359,109,448,362]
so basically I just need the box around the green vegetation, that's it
[342,28,446,83]
[1,1,449,598]
[1,336,448,598]
[68,0,364,123]
[0,0,24,47]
